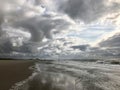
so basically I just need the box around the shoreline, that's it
[0,60,34,90]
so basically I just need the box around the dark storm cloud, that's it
[57,0,120,23]
[89,33,120,57]
[71,44,90,51]
[0,14,4,37]
[0,13,4,25]
[13,14,71,42]
[99,33,120,47]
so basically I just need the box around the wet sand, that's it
[0,60,34,90]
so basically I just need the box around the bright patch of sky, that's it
[53,22,116,45]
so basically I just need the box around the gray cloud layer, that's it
[99,33,120,48]
[0,0,72,54]
[96,33,120,57]
[44,0,120,23]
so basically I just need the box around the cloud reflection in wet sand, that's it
[11,60,120,90]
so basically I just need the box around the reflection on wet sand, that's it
[12,60,120,90]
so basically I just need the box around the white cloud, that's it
[0,0,120,59]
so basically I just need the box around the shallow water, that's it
[11,60,120,90]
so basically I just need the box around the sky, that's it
[0,0,120,59]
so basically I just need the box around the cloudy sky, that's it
[0,0,120,59]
